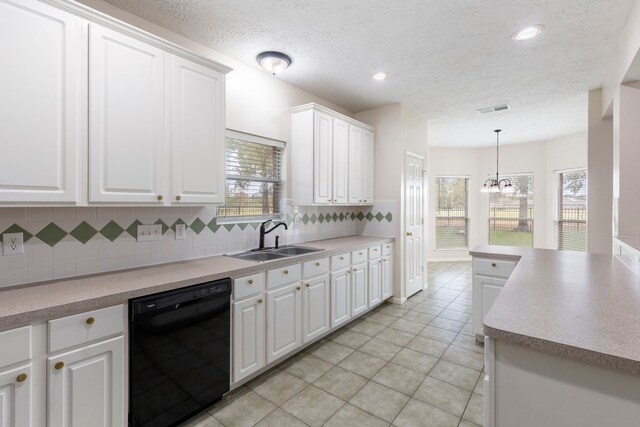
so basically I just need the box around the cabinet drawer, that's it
[474,258,516,278]
[234,272,265,300]
[0,326,31,367]
[382,243,393,256]
[368,245,382,260]
[351,249,367,265]
[331,253,350,270]
[303,257,329,279]
[48,305,124,353]
[267,263,301,289]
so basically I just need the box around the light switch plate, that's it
[3,232,24,256]
[137,224,162,242]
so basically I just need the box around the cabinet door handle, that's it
[315,262,320,267]
[339,256,344,260]
[16,373,28,383]
[283,270,289,275]
[54,361,64,370]
[406,232,413,236]
[157,195,163,201]
[491,263,497,267]
[248,279,254,285]
[257,298,263,304]
[296,286,301,291]
[85,317,95,325]
[176,195,181,201]
[305,283,310,288]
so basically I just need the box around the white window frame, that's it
[556,168,587,251]
[488,172,534,248]
[434,175,470,250]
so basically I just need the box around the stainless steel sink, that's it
[226,245,324,262]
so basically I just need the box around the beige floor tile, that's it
[447,302,473,314]
[413,376,472,416]
[460,322,475,337]
[338,350,387,378]
[250,370,308,406]
[310,340,354,364]
[406,336,449,358]
[377,304,409,318]
[281,385,344,427]
[389,317,426,334]
[463,393,484,426]
[349,381,410,423]
[390,347,439,375]
[410,304,443,316]
[324,403,390,427]
[179,412,223,427]
[313,366,369,401]
[442,345,485,371]
[451,333,485,354]
[393,398,460,427]
[285,353,334,383]
[330,330,372,349]
[459,420,481,427]
[365,311,398,326]
[430,316,466,332]
[212,390,276,427]
[372,363,426,395]
[254,408,307,427]
[418,325,458,344]
[474,373,484,396]
[359,337,403,361]
[348,320,387,336]
[422,299,451,309]
[401,310,435,324]
[438,309,471,323]
[375,327,415,347]
[429,360,481,391]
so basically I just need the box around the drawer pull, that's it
[339,257,344,260]
[283,270,289,275]
[54,362,64,370]
[296,286,301,291]
[406,232,413,236]
[386,245,390,248]
[315,262,320,266]
[374,248,378,251]
[157,195,163,201]
[305,283,310,288]
[359,252,363,255]
[16,373,28,383]
[248,279,254,285]
[257,298,263,304]
[85,317,95,325]
[491,263,497,267]
[175,195,181,201]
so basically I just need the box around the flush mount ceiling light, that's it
[512,25,545,41]
[256,51,292,75]
[481,130,514,194]
[371,71,390,81]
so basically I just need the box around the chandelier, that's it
[481,129,514,193]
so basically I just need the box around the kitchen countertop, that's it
[0,235,393,330]
[471,245,640,375]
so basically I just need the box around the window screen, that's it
[217,130,284,219]
[557,169,587,251]
[435,177,469,249]
[488,174,534,247]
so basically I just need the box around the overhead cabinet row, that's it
[291,104,375,206]
[0,0,229,206]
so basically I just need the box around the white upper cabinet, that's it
[171,56,226,204]
[291,103,375,206]
[88,24,165,204]
[313,111,333,204]
[0,0,82,204]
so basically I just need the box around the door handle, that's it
[406,232,413,236]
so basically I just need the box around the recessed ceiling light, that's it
[371,72,389,81]
[256,51,292,75]
[512,25,545,41]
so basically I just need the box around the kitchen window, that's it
[488,174,534,247]
[217,130,284,219]
[557,169,587,251]
[435,176,470,249]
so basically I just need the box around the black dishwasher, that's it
[129,278,231,427]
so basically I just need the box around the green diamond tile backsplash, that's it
[0,208,392,248]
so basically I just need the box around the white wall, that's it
[427,132,587,260]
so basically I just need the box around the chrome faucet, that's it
[259,219,288,250]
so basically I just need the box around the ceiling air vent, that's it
[477,104,510,114]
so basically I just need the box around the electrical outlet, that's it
[3,232,24,256]
[293,214,301,229]
[175,224,186,240]
[137,224,163,242]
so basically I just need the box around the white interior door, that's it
[405,153,424,298]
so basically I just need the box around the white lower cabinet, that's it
[472,275,506,337]
[48,336,125,427]
[368,260,382,307]
[0,364,31,427]
[381,255,393,299]
[232,294,265,382]
[266,282,302,363]
[302,274,330,343]
[330,268,351,328]
[351,263,368,316]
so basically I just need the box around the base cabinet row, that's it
[232,250,393,384]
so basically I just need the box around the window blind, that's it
[488,174,534,247]
[217,131,284,219]
[435,177,469,249]
[557,169,587,251]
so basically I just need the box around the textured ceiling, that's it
[103,0,634,147]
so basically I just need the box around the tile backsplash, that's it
[0,202,394,288]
